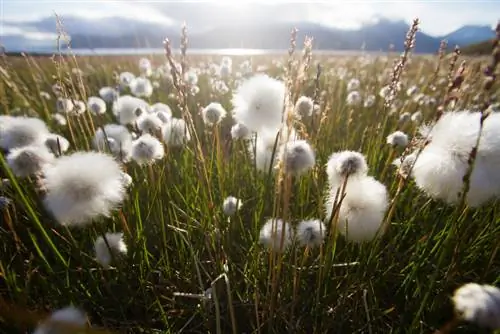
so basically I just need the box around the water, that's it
[10,47,377,57]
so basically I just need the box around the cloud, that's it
[1,25,58,40]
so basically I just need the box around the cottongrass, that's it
[56,98,74,114]
[93,124,133,160]
[452,283,500,329]
[231,123,251,140]
[294,96,314,118]
[232,74,287,133]
[113,95,148,125]
[131,134,165,165]
[326,150,368,184]
[325,175,389,242]
[386,131,409,148]
[94,232,128,269]
[7,145,54,178]
[130,77,153,98]
[33,306,87,334]
[42,151,126,226]
[162,118,191,147]
[136,113,163,134]
[279,140,315,175]
[296,219,325,247]
[201,102,227,126]
[346,91,362,106]
[99,86,118,103]
[0,116,49,150]
[223,196,242,216]
[259,218,292,252]
[412,111,500,207]
[87,96,107,115]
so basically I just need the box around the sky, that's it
[1,0,499,40]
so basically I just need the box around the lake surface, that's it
[9,48,383,57]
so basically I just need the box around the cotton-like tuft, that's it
[73,100,86,115]
[279,140,315,175]
[412,111,500,207]
[386,131,409,148]
[184,70,198,86]
[202,102,227,125]
[162,118,191,147]
[231,123,251,140]
[99,86,118,103]
[42,152,126,226]
[119,72,135,88]
[326,150,368,185]
[232,74,287,133]
[393,152,417,178]
[325,176,388,242]
[45,134,70,155]
[406,85,418,96]
[93,124,133,160]
[7,146,54,177]
[130,77,153,98]
[87,96,107,115]
[121,172,133,188]
[33,306,87,334]
[94,232,128,269]
[347,78,360,91]
[452,283,500,329]
[112,95,148,125]
[259,218,292,252]
[296,219,325,247]
[136,113,163,134]
[411,111,423,123]
[56,98,75,114]
[294,96,314,118]
[131,134,164,165]
[0,116,49,150]
[222,196,242,216]
[346,91,362,106]
[139,58,152,76]
[364,94,376,108]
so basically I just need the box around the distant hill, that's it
[461,39,495,55]
[442,25,495,46]
[1,16,496,53]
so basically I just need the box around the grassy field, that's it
[0,30,499,334]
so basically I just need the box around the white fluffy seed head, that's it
[131,134,164,165]
[119,72,135,88]
[279,140,315,175]
[412,111,500,207]
[56,98,75,114]
[386,131,409,148]
[162,118,191,147]
[87,96,107,115]
[294,96,314,118]
[139,58,152,76]
[150,103,172,119]
[202,102,227,125]
[346,91,362,106]
[44,134,70,155]
[231,123,251,140]
[347,78,360,91]
[121,172,133,188]
[136,113,163,134]
[93,124,133,160]
[411,111,423,123]
[42,151,126,226]
[392,152,417,178]
[0,116,49,150]
[296,219,325,247]
[326,150,368,185]
[112,95,148,125]
[259,218,292,252]
[363,94,376,108]
[7,145,54,177]
[325,176,388,242]
[52,113,67,127]
[130,77,153,98]
[99,86,118,103]
[232,74,287,133]
[222,196,242,216]
[94,232,128,269]
[452,283,500,329]
[33,306,87,334]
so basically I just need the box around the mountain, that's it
[0,16,493,53]
[442,25,495,46]
[461,39,495,55]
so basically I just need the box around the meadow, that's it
[0,24,499,334]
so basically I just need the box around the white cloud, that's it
[1,25,58,40]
